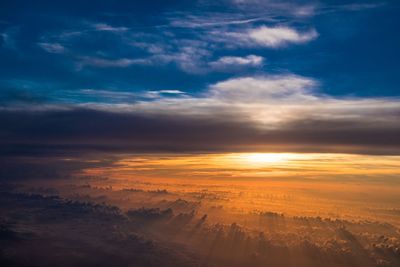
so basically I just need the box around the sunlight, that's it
[238,153,297,164]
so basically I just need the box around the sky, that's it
[1,0,400,157]
[1,3,400,266]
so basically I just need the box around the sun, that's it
[240,153,293,164]
[216,153,311,168]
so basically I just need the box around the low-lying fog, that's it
[1,153,400,267]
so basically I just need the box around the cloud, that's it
[0,33,13,48]
[227,0,317,17]
[158,90,185,94]
[35,7,318,74]
[141,90,187,99]
[167,13,276,29]
[209,55,264,70]
[228,1,384,16]
[128,24,315,73]
[1,74,400,155]
[0,27,19,50]
[247,26,318,48]
[120,74,319,125]
[78,56,150,68]
[92,23,129,33]
[330,2,386,12]
[83,38,212,73]
[38,42,66,54]
[78,89,140,102]
[205,25,318,49]
[148,44,212,73]
[1,106,400,157]
[210,75,314,101]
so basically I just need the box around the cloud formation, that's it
[209,55,264,70]
[38,42,66,54]
[247,26,318,47]
[36,8,317,72]
[204,25,318,49]
[1,74,400,155]
[92,23,129,33]
[78,56,149,68]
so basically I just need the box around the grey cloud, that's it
[1,107,400,156]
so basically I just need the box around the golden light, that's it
[239,153,295,164]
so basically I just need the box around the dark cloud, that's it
[0,109,400,160]
[1,108,400,157]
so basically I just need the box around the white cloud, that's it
[206,25,318,49]
[142,90,187,99]
[7,74,400,132]
[95,74,399,128]
[158,90,185,94]
[210,75,316,101]
[292,5,317,17]
[248,26,318,48]
[78,56,150,68]
[209,55,264,70]
[92,23,129,33]
[38,42,66,54]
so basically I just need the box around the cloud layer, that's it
[2,74,400,155]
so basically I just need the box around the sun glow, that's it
[239,153,298,164]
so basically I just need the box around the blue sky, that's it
[1,0,400,155]
[1,0,399,101]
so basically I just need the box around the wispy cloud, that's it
[208,25,318,48]
[326,2,386,12]
[127,24,316,72]
[92,23,129,33]
[0,27,19,50]
[228,0,318,17]
[229,0,384,16]
[35,4,318,73]
[77,56,150,68]
[209,55,264,70]
[341,3,385,11]
[166,13,277,29]
[142,90,187,99]
[38,42,66,54]
[158,90,185,94]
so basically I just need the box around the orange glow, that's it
[70,153,400,227]
[229,153,303,164]
[82,153,400,179]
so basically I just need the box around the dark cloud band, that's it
[1,108,400,156]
